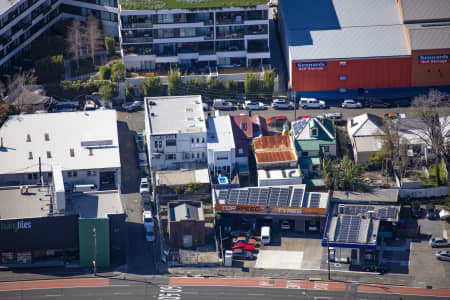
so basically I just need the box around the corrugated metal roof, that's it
[407,25,450,50]
[253,136,297,163]
[255,151,297,163]
[400,0,450,23]
[289,25,411,61]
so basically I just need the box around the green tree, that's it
[225,80,238,100]
[111,62,125,82]
[263,68,276,100]
[104,36,115,56]
[140,76,165,97]
[207,77,224,100]
[98,65,111,80]
[244,72,260,99]
[125,83,135,101]
[0,103,18,127]
[167,69,184,96]
[186,77,207,99]
[322,157,369,192]
[98,82,117,101]
[34,55,64,83]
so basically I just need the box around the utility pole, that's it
[93,227,97,276]
[325,233,331,280]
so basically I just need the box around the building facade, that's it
[144,95,207,171]
[119,2,270,72]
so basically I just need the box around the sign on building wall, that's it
[418,54,449,64]
[296,62,327,71]
[215,204,326,216]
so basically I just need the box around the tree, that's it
[140,76,165,97]
[104,36,115,56]
[85,15,104,64]
[3,71,40,113]
[34,55,64,83]
[412,89,450,185]
[111,62,125,82]
[225,79,238,100]
[207,78,224,100]
[186,77,207,99]
[98,82,117,101]
[244,72,260,99]
[322,156,369,191]
[167,68,184,96]
[99,65,111,80]
[66,19,85,71]
[263,68,276,100]
[0,103,18,127]
[125,83,135,101]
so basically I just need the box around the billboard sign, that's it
[296,62,327,71]
[215,204,326,216]
[418,54,449,64]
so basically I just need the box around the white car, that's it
[435,250,450,261]
[299,98,326,109]
[341,99,363,108]
[122,101,142,112]
[140,177,150,194]
[145,227,155,242]
[143,210,154,231]
[429,237,449,248]
[243,101,266,110]
[271,99,294,110]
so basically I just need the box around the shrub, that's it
[104,36,115,56]
[125,83,135,101]
[34,55,64,83]
[99,65,111,80]
[111,62,125,82]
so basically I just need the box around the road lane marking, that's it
[113,292,132,295]
[110,284,130,287]
[248,293,265,296]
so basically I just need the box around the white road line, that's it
[248,293,265,296]
[113,292,132,295]
[109,284,130,287]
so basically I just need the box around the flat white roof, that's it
[207,115,235,152]
[0,110,121,175]
[67,191,123,218]
[0,186,53,220]
[0,0,20,15]
[146,95,206,135]
[257,168,301,180]
[156,168,210,185]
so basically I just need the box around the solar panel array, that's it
[342,205,374,215]
[292,119,308,136]
[376,207,398,219]
[336,215,361,243]
[291,188,304,207]
[309,193,321,208]
[218,187,307,208]
[341,205,398,220]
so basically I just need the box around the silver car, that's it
[341,99,363,108]
[429,237,449,248]
[435,250,450,261]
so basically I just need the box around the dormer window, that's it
[47,151,51,158]
[89,148,93,156]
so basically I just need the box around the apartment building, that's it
[144,95,207,171]
[118,0,270,73]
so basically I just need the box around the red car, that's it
[231,242,255,252]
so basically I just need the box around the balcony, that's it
[247,47,269,53]
[216,32,244,39]
[0,35,12,47]
[122,22,153,29]
[199,48,215,55]
[122,36,153,43]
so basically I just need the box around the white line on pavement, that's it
[248,293,265,296]
[109,285,131,287]
[113,292,132,295]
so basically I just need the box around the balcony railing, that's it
[199,48,215,55]
[122,22,153,29]
[122,36,153,43]
[216,18,244,25]
[247,47,269,53]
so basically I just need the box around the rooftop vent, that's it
[46,151,51,158]
[26,134,31,142]
[44,133,49,141]
[28,152,33,160]
[70,148,75,157]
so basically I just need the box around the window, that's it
[302,151,308,156]
[26,134,31,142]
[166,139,176,146]
[339,61,347,66]
[32,173,37,179]
[89,148,93,156]
[322,146,330,153]
[155,141,158,148]
[196,138,199,143]
[201,137,205,143]
[68,171,73,177]
[166,153,176,160]
[311,127,318,137]
[192,153,195,158]
[196,153,200,159]
[158,141,162,148]
[44,133,49,141]
[46,151,51,158]
[73,171,77,177]
[28,174,32,180]
[191,138,194,143]
[87,170,91,176]
[339,88,347,93]
[241,122,247,130]
[70,148,75,157]
[28,152,33,160]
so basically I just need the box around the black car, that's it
[368,99,390,108]
[393,99,411,107]
[232,249,254,260]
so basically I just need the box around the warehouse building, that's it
[278,0,412,100]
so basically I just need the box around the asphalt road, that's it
[0,281,445,300]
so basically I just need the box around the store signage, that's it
[81,140,113,147]
[0,220,32,232]
[296,62,327,71]
[418,54,449,64]
[216,204,326,216]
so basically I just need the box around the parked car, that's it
[411,202,421,219]
[145,227,155,242]
[272,99,294,110]
[122,101,142,112]
[299,98,326,109]
[341,99,363,108]
[280,220,291,230]
[393,99,411,107]
[435,250,450,261]
[143,210,154,231]
[213,99,235,111]
[232,236,257,244]
[140,177,150,194]
[232,249,254,260]
[243,101,266,110]
[267,116,288,127]
[362,263,388,273]
[368,99,390,108]
[231,242,255,252]
[317,112,342,120]
[429,237,449,248]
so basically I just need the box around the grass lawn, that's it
[119,0,266,10]
[420,163,446,187]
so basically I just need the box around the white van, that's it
[261,226,271,245]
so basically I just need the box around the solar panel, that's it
[227,190,239,204]
[248,188,259,205]
[291,188,304,207]
[309,193,321,208]
[387,207,397,219]
[336,215,361,243]
[217,190,229,202]
[237,190,249,205]
[268,187,280,207]
[258,189,269,206]
[292,119,308,136]
[277,188,290,207]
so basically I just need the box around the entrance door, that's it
[100,171,116,190]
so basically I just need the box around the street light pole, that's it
[326,234,331,280]
[93,227,97,276]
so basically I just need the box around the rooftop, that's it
[331,189,399,204]
[400,0,450,23]
[324,215,380,248]
[119,0,267,11]
[406,24,450,50]
[0,186,54,220]
[66,190,123,218]
[280,0,410,60]
[207,115,235,152]
[146,95,206,135]
[347,113,384,137]
[230,114,267,157]
[169,201,204,222]
[0,0,19,15]
[0,110,121,175]
[257,168,301,180]
[253,135,297,164]
[156,168,209,186]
